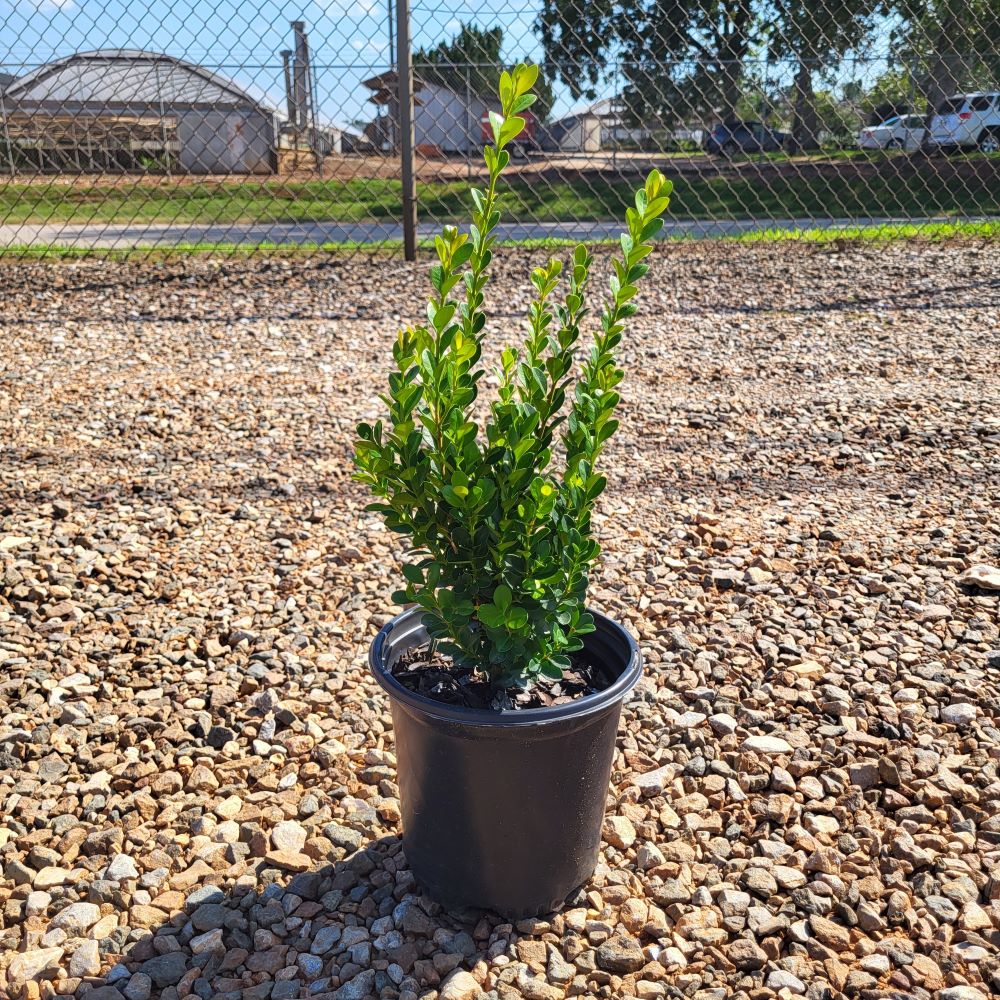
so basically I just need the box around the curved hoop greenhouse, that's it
[0,49,277,173]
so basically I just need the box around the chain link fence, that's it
[0,0,998,255]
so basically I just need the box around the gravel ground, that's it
[1,240,999,1000]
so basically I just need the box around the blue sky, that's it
[0,0,564,128]
[1,0,895,132]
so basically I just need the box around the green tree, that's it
[761,0,884,150]
[811,90,863,144]
[890,0,1000,111]
[881,1,998,148]
[538,0,762,125]
[734,60,786,123]
[845,67,920,123]
[415,23,556,121]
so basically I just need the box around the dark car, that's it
[704,121,788,155]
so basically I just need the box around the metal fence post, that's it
[0,92,15,178]
[612,60,619,172]
[466,65,472,181]
[396,0,417,260]
[387,0,395,70]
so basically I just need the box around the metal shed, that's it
[362,71,489,155]
[541,110,603,153]
[1,49,277,173]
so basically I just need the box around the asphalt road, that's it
[0,216,988,249]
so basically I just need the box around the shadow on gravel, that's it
[670,277,1000,317]
[66,834,489,1000]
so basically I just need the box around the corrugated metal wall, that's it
[177,109,275,173]
[414,82,485,154]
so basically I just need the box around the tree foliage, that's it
[888,0,1000,108]
[844,67,919,122]
[538,0,761,124]
[354,64,670,692]
[760,0,884,148]
[760,0,883,62]
[414,23,556,122]
[810,90,863,141]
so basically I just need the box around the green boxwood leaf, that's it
[352,64,668,695]
[539,659,563,679]
[506,607,528,630]
[477,605,504,628]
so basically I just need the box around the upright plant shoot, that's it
[355,63,670,694]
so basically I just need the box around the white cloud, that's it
[352,38,389,55]
[315,0,382,18]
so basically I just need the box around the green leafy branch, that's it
[355,64,671,691]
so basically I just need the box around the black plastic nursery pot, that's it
[369,606,642,918]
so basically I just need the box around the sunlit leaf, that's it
[350,66,668,695]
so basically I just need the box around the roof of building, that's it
[361,70,431,90]
[361,70,428,106]
[557,98,620,123]
[3,50,269,110]
[362,70,502,118]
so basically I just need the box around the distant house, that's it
[542,98,662,152]
[587,97,655,147]
[338,123,365,154]
[541,109,602,152]
[278,119,364,156]
[672,124,706,148]
[362,71,490,155]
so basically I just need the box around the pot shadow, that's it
[59,834,494,1000]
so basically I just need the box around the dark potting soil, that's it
[390,646,612,711]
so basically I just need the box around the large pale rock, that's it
[51,901,101,934]
[958,564,1000,590]
[438,969,481,1000]
[105,853,140,881]
[939,989,988,1000]
[271,819,308,853]
[33,866,74,890]
[69,939,102,978]
[633,764,674,795]
[8,948,64,986]
[741,735,792,754]
[941,703,977,725]
[602,815,636,850]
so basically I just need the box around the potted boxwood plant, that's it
[355,63,670,917]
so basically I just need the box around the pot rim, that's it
[368,605,642,727]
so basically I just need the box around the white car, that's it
[857,114,926,151]
[928,92,1000,152]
